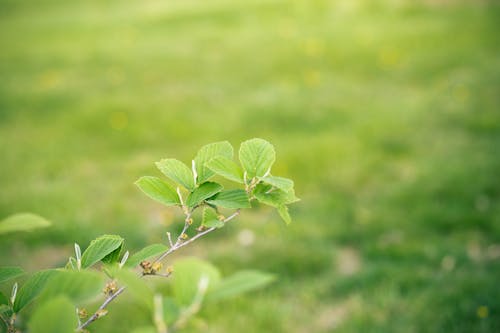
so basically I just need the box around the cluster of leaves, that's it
[136,138,299,225]
[0,138,298,333]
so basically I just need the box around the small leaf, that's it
[186,182,223,208]
[135,176,180,207]
[172,258,221,306]
[206,156,244,184]
[126,244,168,268]
[277,205,292,225]
[253,184,299,208]
[202,207,224,228]
[81,235,124,269]
[28,296,77,333]
[239,138,276,179]
[40,270,104,304]
[206,189,251,209]
[0,267,24,284]
[0,304,10,317]
[13,270,58,312]
[207,270,275,302]
[156,159,195,191]
[65,257,77,270]
[194,141,234,184]
[0,213,51,235]
[259,175,294,192]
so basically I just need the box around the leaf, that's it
[41,270,104,304]
[202,207,224,228]
[172,258,221,306]
[239,138,276,179]
[0,291,8,305]
[206,189,251,209]
[277,205,292,225]
[206,156,244,184]
[194,141,234,184]
[135,176,180,207]
[156,159,195,191]
[112,268,153,310]
[81,235,124,269]
[0,304,11,316]
[186,182,223,208]
[126,244,168,268]
[0,213,51,235]
[253,184,300,208]
[0,267,24,284]
[207,270,275,302]
[13,269,58,312]
[162,297,180,325]
[259,175,294,192]
[28,296,77,333]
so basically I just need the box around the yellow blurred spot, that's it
[378,48,400,69]
[109,112,128,130]
[278,20,296,39]
[304,38,324,57]
[304,70,321,86]
[477,305,489,319]
[452,84,469,103]
[38,70,62,89]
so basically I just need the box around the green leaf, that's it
[13,270,58,312]
[206,156,244,184]
[206,189,251,209]
[0,291,8,305]
[194,141,234,184]
[186,182,223,208]
[0,267,24,284]
[0,213,51,235]
[253,184,299,208]
[126,244,168,268]
[162,297,181,325]
[81,235,124,269]
[135,176,180,207]
[28,296,77,333]
[239,138,276,179]
[0,304,11,317]
[259,175,294,192]
[172,258,221,306]
[112,267,153,310]
[156,159,195,191]
[207,270,275,302]
[202,207,224,228]
[40,270,103,304]
[277,205,292,225]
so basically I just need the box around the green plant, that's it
[0,138,299,333]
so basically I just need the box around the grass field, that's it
[1,0,499,332]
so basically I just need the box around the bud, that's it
[95,309,108,318]
[103,280,118,296]
[140,260,153,274]
[78,308,88,319]
[166,265,174,274]
[196,226,206,232]
[187,218,193,225]
[152,262,162,273]
[180,233,189,240]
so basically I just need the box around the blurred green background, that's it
[1,0,499,331]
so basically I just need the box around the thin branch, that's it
[77,286,126,330]
[76,209,241,331]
